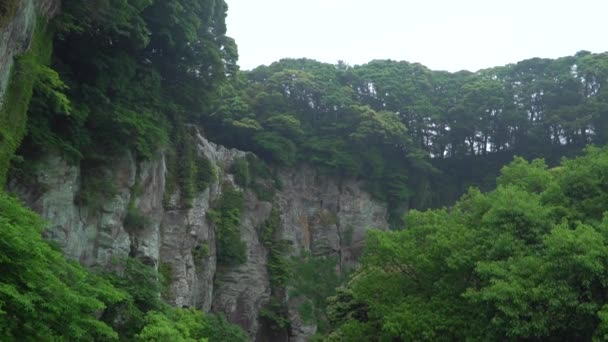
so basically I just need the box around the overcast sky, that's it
[225,0,608,72]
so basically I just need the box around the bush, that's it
[231,153,277,201]
[192,242,210,262]
[169,124,217,208]
[195,153,216,192]
[0,18,54,185]
[0,193,124,340]
[209,183,247,267]
[290,252,344,333]
[259,298,291,332]
[261,208,292,288]
[231,156,250,187]
[74,164,117,212]
[158,262,173,299]
[124,203,149,232]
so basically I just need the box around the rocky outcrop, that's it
[275,166,389,340]
[277,166,388,265]
[9,151,163,267]
[0,0,59,108]
[9,128,389,341]
[212,190,273,335]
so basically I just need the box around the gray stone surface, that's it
[0,0,59,108]
[275,165,389,340]
[10,128,389,341]
[1,2,390,340]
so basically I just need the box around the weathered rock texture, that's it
[0,0,59,107]
[10,129,388,341]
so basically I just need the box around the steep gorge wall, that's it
[0,0,58,108]
[0,2,388,340]
[9,129,388,340]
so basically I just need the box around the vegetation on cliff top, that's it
[1,0,608,340]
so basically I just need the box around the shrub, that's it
[74,165,117,212]
[231,156,250,187]
[209,183,246,267]
[232,153,277,201]
[259,298,292,332]
[124,203,149,232]
[0,193,124,340]
[169,124,217,208]
[0,18,54,185]
[158,262,173,299]
[195,153,216,192]
[192,242,210,262]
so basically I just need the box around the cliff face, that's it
[0,0,59,107]
[9,128,388,340]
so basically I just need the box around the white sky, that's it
[225,0,608,72]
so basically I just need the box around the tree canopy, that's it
[322,146,608,341]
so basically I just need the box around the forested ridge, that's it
[208,54,608,222]
[0,0,607,340]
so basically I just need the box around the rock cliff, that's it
[0,0,59,107]
[9,128,388,340]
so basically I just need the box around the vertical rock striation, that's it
[9,129,388,341]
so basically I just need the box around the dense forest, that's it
[1,0,608,340]
[209,54,608,222]
[323,146,608,340]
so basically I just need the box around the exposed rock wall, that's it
[10,129,388,340]
[0,1,388,340]
[0,0,59,108]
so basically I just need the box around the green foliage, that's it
[101,258,166,339]
[258,208,292,335]
[166,124,217,208]
[259,298,291,332]
[0,18,54,185]
[101,257,248,341]
[137,308,209,342]
[74,162,117,212]
[0,192,249,340]
[195,152,216,192]
[231,156,251,188]
[261,208,292,288]
[253,131,297,165]
[136,307,247,342]
[323,146,608,341]
[231,153,277,201]
[212,54,608,218]
[200,313,249,342]
[208,183,247,267]
[544,145,608,223]
[124,203,150,232]
[0,193,124,340]
[17,0,236,195]
[158,262,174,299]
[290,252,344,333]
[497,156,553,193]
[192,242,210,262]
